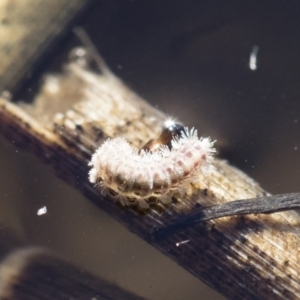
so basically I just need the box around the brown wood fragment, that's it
[0,54,300,300]
[0,0,92,92]
[0,247,146,300]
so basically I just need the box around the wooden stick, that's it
[1,25,300,299]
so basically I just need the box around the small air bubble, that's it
[68,47,92,67]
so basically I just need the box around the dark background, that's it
[1,0,300,299]
[81,0,300,194]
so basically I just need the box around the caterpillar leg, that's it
[138,199,149,209]
[159,194,172,204]
[115,194,130,206]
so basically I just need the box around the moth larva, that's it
[88,120,216,208]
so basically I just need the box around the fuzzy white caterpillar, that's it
[89,127,215,208]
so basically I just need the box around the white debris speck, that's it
[249,45,259,71]
[37,206,47,216]
[176,240,190,247]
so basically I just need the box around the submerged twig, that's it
[154,193,300,237]
[1,22,300,298]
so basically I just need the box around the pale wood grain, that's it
[1,55,300,299]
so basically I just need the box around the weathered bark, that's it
[1,2,300,299]
[1,55,300,300]
[0,0,93,92]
